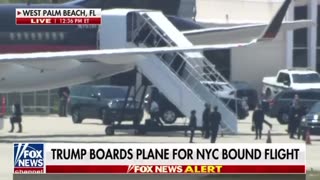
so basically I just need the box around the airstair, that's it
[126,11,239,134]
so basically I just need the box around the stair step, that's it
[131,11,238,134]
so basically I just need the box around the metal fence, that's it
[1,89,60,115]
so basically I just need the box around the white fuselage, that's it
[0,9,139,93]
[0,58,135,93]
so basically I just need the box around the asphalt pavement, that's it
[0,112,319,180]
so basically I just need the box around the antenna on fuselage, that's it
[26,0,31,5]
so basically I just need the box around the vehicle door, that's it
[86,87,101,118]
[276,72,291,93]
[69,86,81,109]
[78,86,94,118]
[277,91,295,112]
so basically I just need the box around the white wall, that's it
[196,0,283,23]
[196,0,291,93]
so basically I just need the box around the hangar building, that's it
[196,0,319,94]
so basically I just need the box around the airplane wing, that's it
[0,43,251,63]
[183,20,314,45]
[183,0,314,45]
[0,0,291,64]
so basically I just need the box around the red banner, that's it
[16,17,101,25]
[45,165,306,174]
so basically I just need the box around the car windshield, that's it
[309,102,320,114]
[292,73,320,83]
[97,87,127,99]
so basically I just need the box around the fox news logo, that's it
[14,143,44,168]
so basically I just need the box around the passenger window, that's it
[298,91,320,100]
[277,73,285,83]
[281,92,294,99]
[313,92,320,101]
[283,74,290,85]
[298,92,310,100]
[79,87,89,97]
[70,88,78,96]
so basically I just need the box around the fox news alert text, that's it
[15,8,101,25]
[13,143,306,174]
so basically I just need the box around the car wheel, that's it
[105,126,114,136]
[161,109,177,124]
[101,108,112,125]
[277,112,289,124]
[72,109,83,124]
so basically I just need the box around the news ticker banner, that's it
[15,8,101,25]
[13,143,306,174]
[13,174,307,180]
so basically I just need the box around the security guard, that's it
[8,102,23,133]
[189,110,197,143]
[58,87,70,117]
[202,103,211,138]
[252,105,264,140]
[289,94,301,139]
[210,106,222,143]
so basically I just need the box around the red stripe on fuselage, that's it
[0,44,97,53]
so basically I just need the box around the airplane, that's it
[0,0,313,93]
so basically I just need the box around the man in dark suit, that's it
[189,110,197,143]
[252,105,265,140]
[58,87,70,117]
[9,101,23,133]
[202,103,211,138]
[210,106,221,143]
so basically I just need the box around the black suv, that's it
[144,87,249,123]
[264,89,320,124]
[231,81,259,110]
[69,85,144,125]
[298,101,320,139]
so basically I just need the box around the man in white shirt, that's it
[150,100,161,126]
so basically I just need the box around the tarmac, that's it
[0,112,319,180]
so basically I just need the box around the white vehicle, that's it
[262,68,320,99]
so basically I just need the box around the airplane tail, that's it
[256,0,292,42]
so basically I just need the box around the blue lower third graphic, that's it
[13,143,44,173]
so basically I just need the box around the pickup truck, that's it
[262,68,320,99]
